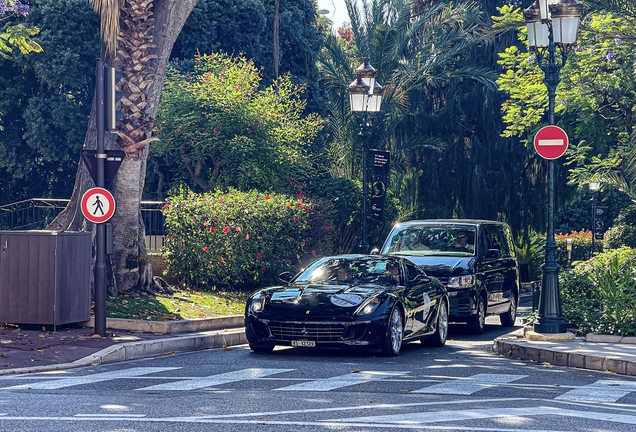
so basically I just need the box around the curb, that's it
[493,330,636,377]
[0,327,247,376]
[83,315,245,334]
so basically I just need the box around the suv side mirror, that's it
[485,249,502,259]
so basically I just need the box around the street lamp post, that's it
[348,58,383,253]
[524,0,583,334]
[589,181,600,257]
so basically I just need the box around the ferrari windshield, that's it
[295,257,401,285]
[382,224,476,257]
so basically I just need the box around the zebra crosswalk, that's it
[0,368,634,403]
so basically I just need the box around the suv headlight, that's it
[355,297,380,315]
[447,275,474,289]
[249,295,266,313]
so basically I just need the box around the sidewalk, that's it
[0,317,634,377]
[0,316,246,376]
[493,327,636,376]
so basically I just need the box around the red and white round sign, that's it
[81,187,116,223]
[533,125,569,160]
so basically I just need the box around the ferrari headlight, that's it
[356,298,380,315]
[249,295,266,313]
[447,275,474,289]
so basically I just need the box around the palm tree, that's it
[49,0,199,293]
[319,0,498,221]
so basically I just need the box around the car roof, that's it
[392,219,509,227]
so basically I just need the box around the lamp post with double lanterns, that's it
[348,58,383,253]
[524,0,583,334]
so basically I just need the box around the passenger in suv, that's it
[379,220,519,334]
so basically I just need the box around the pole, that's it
[590,198,596,258]
[95,59,107,337]
[533,23,567,334]
[360,113,369,254]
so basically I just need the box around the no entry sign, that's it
[81,187,116,223]
[534,125,569,160]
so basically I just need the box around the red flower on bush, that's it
[167,233,173,239]
[213,125,220,137]
[256,253,262,259]
[261,265,267,271]
[264,195,271,200]
[292,216,297,223]
[286,259,291,265]
[223,226,231,234]
[163,203,169,210]
[325,225,330,231]
[210,227,217,233]
[296,192,304,199]
[203,246,210,253]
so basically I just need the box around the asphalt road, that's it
[0,295,634,432]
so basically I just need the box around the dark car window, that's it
[295,257,403,285]
[404,261,423,283]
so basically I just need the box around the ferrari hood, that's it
[261,283,385,318]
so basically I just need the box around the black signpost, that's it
[370,150,390,221]
[83,59,124,336]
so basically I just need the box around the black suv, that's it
[379,219,519,334]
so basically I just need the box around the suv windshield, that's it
[382,225,476,257]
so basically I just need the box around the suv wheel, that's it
[500,294,517,327]
[468,296,485,335]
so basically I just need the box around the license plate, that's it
[291,340,315,347]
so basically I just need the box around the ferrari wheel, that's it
[381,307,404,356]
[249,342,275,353]
[425,300,448,347]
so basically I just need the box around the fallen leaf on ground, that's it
[38,334,45,339]
[222,347,232,351]
[91,334,102,339]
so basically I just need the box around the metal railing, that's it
[0,198,167,251]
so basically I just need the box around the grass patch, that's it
[106,289,252,321]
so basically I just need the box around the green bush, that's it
[605,205,636,249]
[162,188,335,290]
[560,246,636,336]
[555,230,593,267]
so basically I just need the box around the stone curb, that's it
[585,333,636,344]
[83,315,245,334]
[493,331,636,377]
[0,328,247,376]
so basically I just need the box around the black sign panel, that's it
[81,149,126,187]
[594,205,608,240]
[370,150,390,221]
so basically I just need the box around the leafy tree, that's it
[496,6,636,230]
[0,0,99,203]
[0,0,42,59]
[154,52,322,194]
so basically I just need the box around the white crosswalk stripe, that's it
[2,367,180,390]
[328,405,636,426]
[136,368,295,391]
[412,373,527,395]
[274,370,411,392]
[556,379,636,402]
